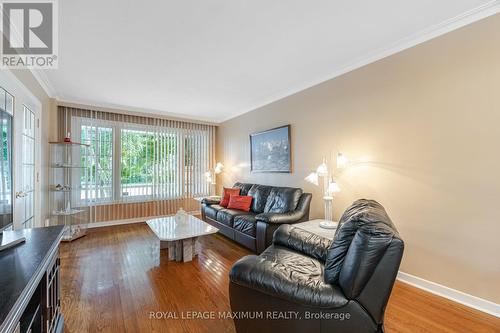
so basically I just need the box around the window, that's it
[74,117,210,204]
[121,128,156,199]
[121,128,180,200]
[80,125,113,202]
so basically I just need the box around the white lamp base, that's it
[323,196,334,221]
[210,182,217,196]
[319,220,339,229]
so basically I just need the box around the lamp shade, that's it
[336,153,349,169]
[214,162,224,174]
[327,180,341,194]
[304,172,319,186]
[316,161,328,177]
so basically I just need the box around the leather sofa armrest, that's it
[273,224,331,262]
[201,198,220,205]
[255,210,305,224]
[255,192,312,224]
[255,193,312,253]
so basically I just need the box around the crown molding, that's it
[220,1,500,123]
[1,69,42,109]
[30,69,57,98]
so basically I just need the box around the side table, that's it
[293,219,339,240]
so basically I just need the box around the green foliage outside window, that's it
[120,129,177,185]
[80,126,113,190]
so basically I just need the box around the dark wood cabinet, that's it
[43,255,62,333]
[0,226,64,333]
[19,283,42,333]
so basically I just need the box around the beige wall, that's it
[217,14,500,303]
[10,69,55,224]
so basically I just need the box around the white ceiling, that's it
[42,0,499,123]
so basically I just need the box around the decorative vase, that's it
[175,207,188,224]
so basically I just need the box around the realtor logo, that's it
[0,0,58,68]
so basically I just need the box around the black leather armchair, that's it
[229,199,404,333]
[202,183,312,253]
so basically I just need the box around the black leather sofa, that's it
[201,182,312,253]
[229,199,404,333]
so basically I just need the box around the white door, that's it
[19,106,36,228]
[13,105,39,229]
[0,70,41,230]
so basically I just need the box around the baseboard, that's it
[86,210,201,229]
[397,271,500,318]
[86,217,146,229]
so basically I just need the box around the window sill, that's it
[81,196,204,207]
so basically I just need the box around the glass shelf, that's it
[51,209,86,216]
[50,189,72,193]
[49,141,90,147]
[50,164,86,169]
[49,139,92,242]
[50,186,82,192]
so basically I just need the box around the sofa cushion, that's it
[264,187,303,213]
[247,184,272,213]
[233,215,257,237]
[229,245,348,308]
[233,182,254,196]
[217,209,254,227]
[204,204,224,220]
[220,187,241,207]
[227,195,253,212]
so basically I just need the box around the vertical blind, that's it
[58,106,216,212]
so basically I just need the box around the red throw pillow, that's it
[227,195,253,212]
[220,187,240,207]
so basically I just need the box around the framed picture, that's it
[250,125,291,173]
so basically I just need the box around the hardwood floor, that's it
[60,223,500,333]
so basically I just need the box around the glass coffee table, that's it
[147,215,219,262]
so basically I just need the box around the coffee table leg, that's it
[162,238,200,262]
[182,238,194,262]
[175,241,182,261]
[162,240,181,261]
[194,238,201,256]
[165,242,175,260]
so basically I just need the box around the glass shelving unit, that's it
[49,142,92,241]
